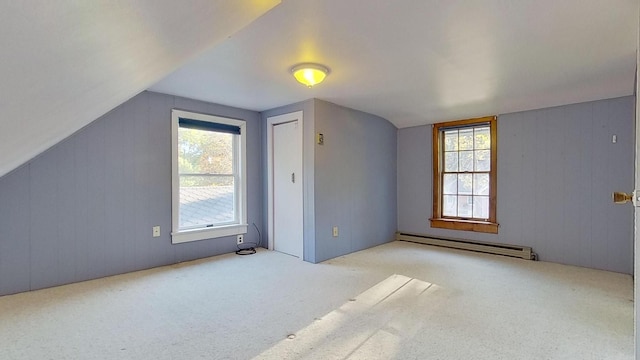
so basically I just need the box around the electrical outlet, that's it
[332,226,338,237]
[237,234,244,245]
[152,226,160,238]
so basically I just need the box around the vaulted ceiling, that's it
[0,0,280,177]
[0,0,637,178]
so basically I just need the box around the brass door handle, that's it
[613,192,634,204]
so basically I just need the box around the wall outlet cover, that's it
[237,234,244,245]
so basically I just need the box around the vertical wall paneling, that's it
[397,126,431,234]
[591,101,613,270]
[532,111,549,257]
[517,111,538,253]
[600,98,634,270]
[397,96,635,273]
[84,113,108,280]
[562,104,585,267]
[103,104,127,276]
[313,104,351,260]
[56,137,78,283]
[545,108,566,263]
[577,103,595,268]
[133,92,153,269]
[74,119,91,281]
[261,99,396,263]
[0,91,264,296]
[128,92,170,269]
[145,92,174,267]
[121,96,139,274]
[302,102,316,263]
[29,145,62,288]
[313,100,397,263]
[0,166,30,295]
[237,99,263,249]
[495,110,521,248]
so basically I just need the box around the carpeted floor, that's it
[0,241,633,359]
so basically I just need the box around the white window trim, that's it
[171,109,247,244]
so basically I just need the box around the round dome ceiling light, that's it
[290,63,330,88]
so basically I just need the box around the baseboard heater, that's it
[395,232,536,260]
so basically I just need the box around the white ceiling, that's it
[0,0,279,177]
[0,1,637,178]
[150,0,637,129]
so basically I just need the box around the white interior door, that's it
[634,27,639,357]
[635,96,639,359]
[634,12,639,357]
[272,120,303,258]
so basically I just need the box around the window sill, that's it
[171,224,248,244]
[429,218,499,234]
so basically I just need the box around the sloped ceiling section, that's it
[0,0,280,177]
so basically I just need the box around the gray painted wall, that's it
[635,9,639,353]
[398,96,635,274]
[0,91,263,296]
[262,99,397,263]
[313,100,397,262]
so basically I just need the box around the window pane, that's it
[434,118,495,226]
[458,174,472,195]
[178,128,233,175]
[443,195,457,216]
[179,175,235,229]
[457,195,473,217]
[459,128,474,150]
[443,174,457,194]
[444,130,458,151]
[473,174,489,195]
[474,127,490,150]
[444,152,458,172]
[459,151,473,172]
[474,150,490,171]
[473,196,489,219]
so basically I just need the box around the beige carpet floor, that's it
[0,241,633,359]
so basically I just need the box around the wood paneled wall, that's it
[398,96,634,274]
[0,91,263,296]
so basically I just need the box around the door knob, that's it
[612,191,634,204]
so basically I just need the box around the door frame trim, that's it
[267,111,304,258]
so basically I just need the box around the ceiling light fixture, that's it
[290,63,330,88]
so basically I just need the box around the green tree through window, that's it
[431,116,498,234]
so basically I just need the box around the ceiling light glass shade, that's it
[291,63,330,87]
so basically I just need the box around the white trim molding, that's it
[171,109,247,244]
[266,111,304,258]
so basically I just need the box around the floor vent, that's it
[396,232,536,260]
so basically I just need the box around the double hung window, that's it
[171,109,247,243]
[431,116,498,233]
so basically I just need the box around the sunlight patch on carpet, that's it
[253,274,450,360]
